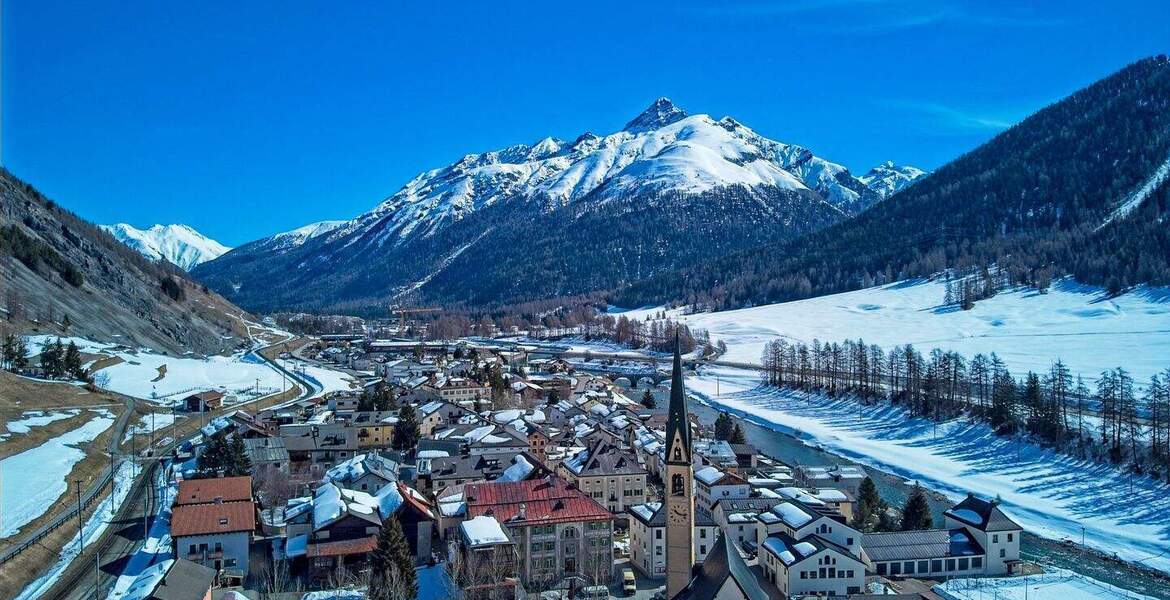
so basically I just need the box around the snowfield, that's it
[26,335,288,404]
[936,567,1159,600]
[635,278,1170,384]
[15,461,142,600]
[277,358,359,395]
[685,366,1170,574]
[100,223,230,270]
[1,410,116,537]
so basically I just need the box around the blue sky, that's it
[3,1,1167,246]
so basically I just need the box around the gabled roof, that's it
[674,533,768,600]
[171,502,255,537]
[944,494,1021,532]
[465,475,611,526]
[562,439,646,477]
[174,476,252,506]
[863,528,983,562]
[150,559,216,600]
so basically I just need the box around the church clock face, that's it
[668,504,688,525]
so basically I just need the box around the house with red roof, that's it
[171,476,256,580]
[463,475,614,591]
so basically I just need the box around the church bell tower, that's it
[664,335,694,599]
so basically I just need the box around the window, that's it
[1007,533,1014,542]
[700,529,707,539]
[876,563,886,576]
[972,557,983,569]
[992,534,999,543]
[946,559,956,571]
[700,545,706,554]
[655,530,662,540]
[889,563,901,575]
[801,571,808,579]
[903,561,914,574]
[1000,548,1006,558]
[918,560,929,573]
[846,537,853,545]
[958,558,969,570]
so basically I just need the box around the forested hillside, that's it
[614,56,1170,310]
[0,169,251,354]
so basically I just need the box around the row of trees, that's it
[712,412,746,444]
[195,434,252,478]
[1,335,88,381]
[854,476,934,533]
[760,337,1170,476]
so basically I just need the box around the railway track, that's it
[16,335,314,600]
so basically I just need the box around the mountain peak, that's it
[101,222,231,270]
[623,97,687,133]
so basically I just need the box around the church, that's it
[664,338,770,600]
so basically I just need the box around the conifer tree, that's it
[392,404,421,452]
[713,412,733,441]
[641,388,656,409]
[728,423,746,444]
[230,436,253,476]
[900,484,933,531]
[64,341,84,380]
[855,476,884,529]
[370,516,417,600]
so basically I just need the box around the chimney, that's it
[518,503,527,520]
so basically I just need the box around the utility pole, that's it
[74,479,84,554]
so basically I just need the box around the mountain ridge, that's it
[101,223,231,270]
[194,99,925,313]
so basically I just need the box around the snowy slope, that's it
[623,277,1170,384]
[315,98,915,247]
[101,223,231,270]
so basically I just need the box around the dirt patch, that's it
[0,410,107,460]
[151,363,167,382]
[0,371,117,413]
[88,354,125,372]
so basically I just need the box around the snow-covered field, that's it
[277,358,358,395]
[15,461,142,600]
[626,278,1170,384]
[27,336,287,404]
[122,412,180,444]
[1,409,116,537]
[936,567,1159,600]
[685,366,1170,574]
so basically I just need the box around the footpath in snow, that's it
[686,366,1170,575]
[1,409,116,537]
[623,278,1170,384]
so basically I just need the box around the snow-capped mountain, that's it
[858,161,928,199]
[331,98,914,246]
[194,98,922,312]
[101,223,230,270]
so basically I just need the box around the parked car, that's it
[622,568,637,595]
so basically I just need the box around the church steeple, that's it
[664,332,694,600]
[665,334,691,465]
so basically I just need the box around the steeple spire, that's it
[666,332,691,465]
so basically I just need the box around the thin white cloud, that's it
[879,99,1019,132]
[691,0,1063,32]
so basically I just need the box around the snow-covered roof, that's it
[771,501,814,528]
[695,466,725,485]
[461,515,510,547]
[497,455,536,483]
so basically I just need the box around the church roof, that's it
[665,337,692,464]
[672,533,770,600]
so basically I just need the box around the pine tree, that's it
[370,516,418,600]
[900,484,933,531]
[713,412,733,441]
[230,436,253,476]
[12,337,28,370]
[64,341,85,380]
[1,334,16,370]
[641,388,656,409]
[392,404,421,452]
[728,423,746,444]
[855,477,884,529]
